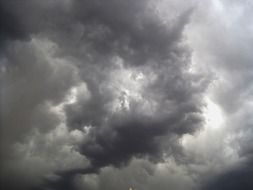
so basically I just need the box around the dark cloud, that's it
[42,0,206,189]
[0,1,28,43]
[1,0,230,190]
[68,0,192,63]
[203,159,253,190]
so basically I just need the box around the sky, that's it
[1,0,253,190]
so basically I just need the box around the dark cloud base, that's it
[202,159,253,190]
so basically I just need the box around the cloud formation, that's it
[1,0,253,190]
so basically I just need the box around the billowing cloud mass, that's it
[1,0,253,190]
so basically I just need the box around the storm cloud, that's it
[1,0,253,190]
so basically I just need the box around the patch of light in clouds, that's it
[203,96,224,129]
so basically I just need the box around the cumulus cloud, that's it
[1,0,253,190]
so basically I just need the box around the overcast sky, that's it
[1,0,253,190]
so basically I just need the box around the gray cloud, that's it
[184,1,253,189]
[202,159,253,190]
[2,0,204,189]
[0,38,80,190]
[4,0,253,190]
[57,0,204,175]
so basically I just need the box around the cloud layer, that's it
[1,0,253,190]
